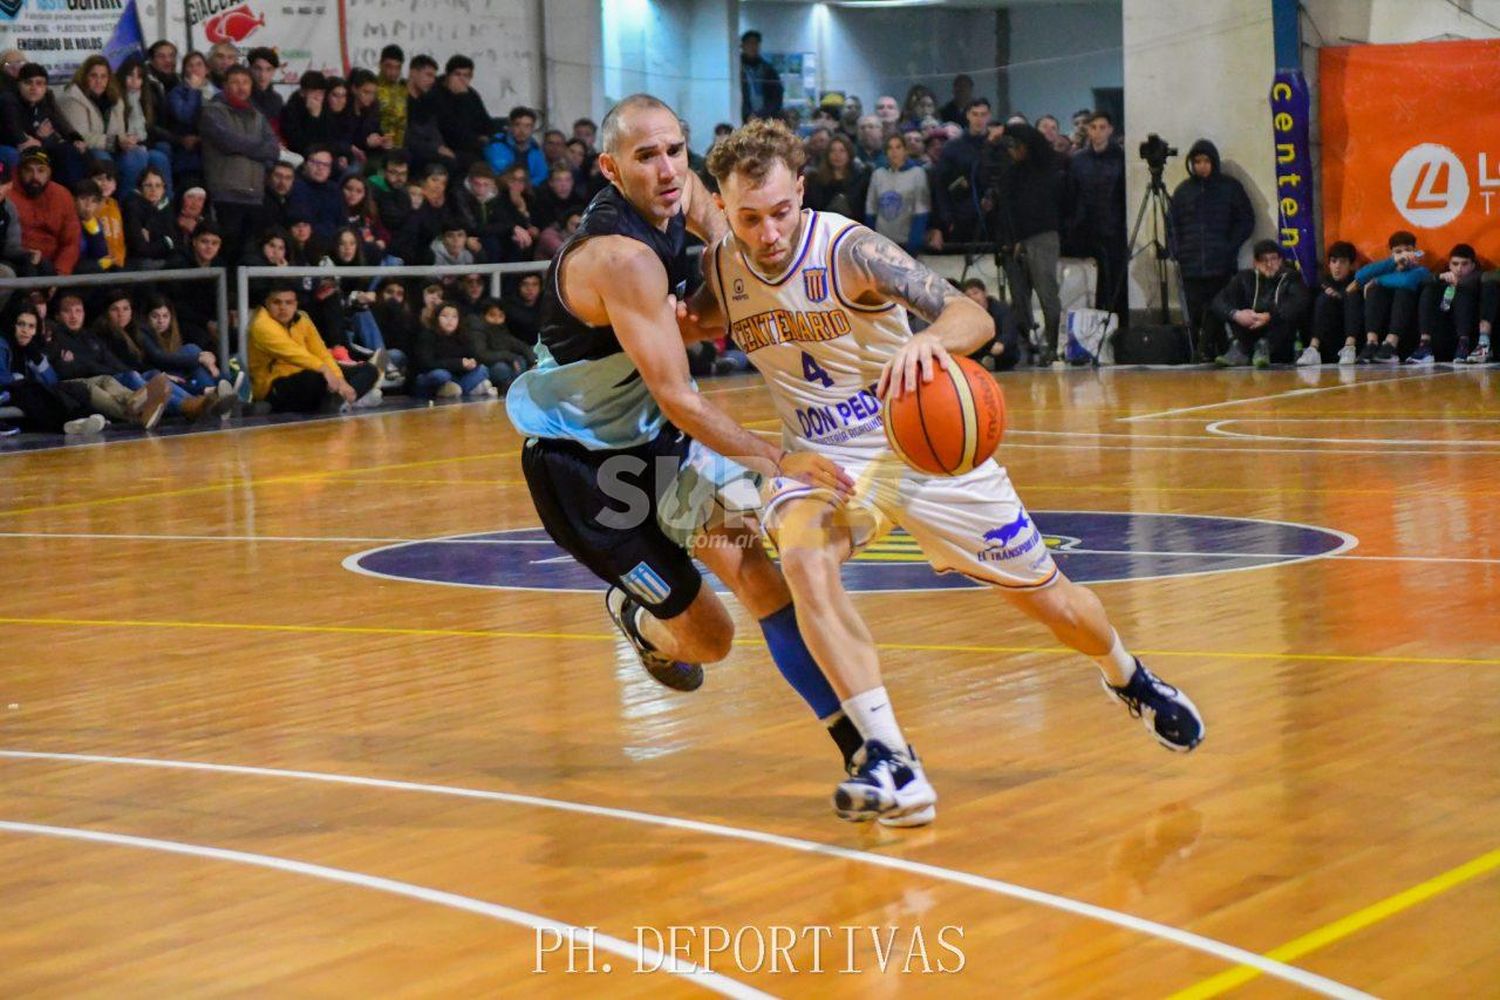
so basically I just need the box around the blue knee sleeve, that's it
[759,603,840,719]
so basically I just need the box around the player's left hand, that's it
[668,294,720,343]
[878,332,950,400]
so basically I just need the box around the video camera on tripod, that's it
[1137,133,1178,176]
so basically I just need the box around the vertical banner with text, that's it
[1269,70,1315,283]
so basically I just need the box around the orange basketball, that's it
[882,355,1006,476]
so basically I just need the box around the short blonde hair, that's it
[706,118,807,187]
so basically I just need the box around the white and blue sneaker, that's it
[1104,660,1205,752]
[604,586,703,692]
[834,740,937,826]
[1405,343,1435,365]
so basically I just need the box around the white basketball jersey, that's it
[709,210,911,456]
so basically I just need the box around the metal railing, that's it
[0,267,232,366]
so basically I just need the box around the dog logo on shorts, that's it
[803,268,829,303]
[622,562,672,605]
[980,514,1041,562]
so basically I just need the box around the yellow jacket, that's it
[99,197,125,266]
[249,306,335,400]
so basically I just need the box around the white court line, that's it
[0,819,771,999]
[0,751,1371,1000]
[1119,370,1461,423]
[1205,420,1500,447]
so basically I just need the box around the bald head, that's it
[600,93,678,155]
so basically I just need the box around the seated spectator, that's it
[260,160,296,230]
[403,54,454,172]
[452,160,510,263]
[1307,241,1362,366]
[369,149,413,233]
[462,297,534,394]
[145,40,180,110]
[207,42,239,88]
[344,68,388,157]
[199,64,278,265]
[137,293,233,396]
[453,272,489,318]
[122,165,175,268]
[289,144,343,237]
[92,288,226,421]
[1471,268,1498,365]
[2,64,86,180]
[247,47,283,123]
[431,221,475,270]
[320,77,369,167]
[7,149,80,275]
[250,282,381,412]
[485,105,546,185]
[1210,239,1308,368]
[371,278,416,375]
[541,129,569,172]
[72,179,118,273]
[168,221,225,348]
[1350,230,1431,364]
[84,159,126,268]
[396,162,464,264]
[804,134,869,222]
[244,225,292,303]
[960,278,1019,371]
[44,290,172,428]
[433,55,492,168]
[498,163,539,260]
[374,45,408,149]
[165,50,217,151]
[537,208,582,261]
[0,160,27,308]
[173,185,210,247]
[502,272,543,343]
[337,173,390,256]
[114,57,175,200]
[1,305,106,435]
[1415,243,1481,364]
[533,161,587,256]
[279,71,334,157]
[312,227,389,361]
[414,300,494,398]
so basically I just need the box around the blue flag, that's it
[104,0,146,70]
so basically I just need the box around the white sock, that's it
[841,686,907,752]
[1095,631,1138,688]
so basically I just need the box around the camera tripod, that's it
[1118,160,1195,359]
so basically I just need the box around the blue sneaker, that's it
[1104,661,1205,752]
[1405,342,1434,365]
[834,740,937,826]
[604,586,703,692]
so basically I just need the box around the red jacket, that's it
[6,181,81,275]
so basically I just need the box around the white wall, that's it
[739,2,1002,117]
[1121,0,1277,314]
[1008,2,1123,124]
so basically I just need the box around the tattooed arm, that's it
[835,226,994,397]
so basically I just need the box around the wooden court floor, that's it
[0,365,1496,998]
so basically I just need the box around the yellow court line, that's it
[2,615,1498,667]
[1166,847,1500,999]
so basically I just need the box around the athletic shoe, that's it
[1453,338,1471,364]
[1373,342,1398,364]
[351,386,383,409]
[0,421,18,437]
[470,379,498,398]
[1356,341,1379,364]
[1405,342,1435,365]
[210,383,237,417]
[63,413,108,435]
[435,381,463,399]
[1337,344,1358,366]
[1103,660,1204,752]
[604,586,703,692]
[1214,342,1250,367]
[1251,338,1271,369]
[128,374,172,430]
[1296,346,1322,367]
[834,740,937,826]
[1469,343,1491,365]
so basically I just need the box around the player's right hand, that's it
[777,451,855,498]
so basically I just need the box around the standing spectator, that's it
[572,117,597,150]
[873,95,900,132]
[199,65,279,266]
[1210,239,1308,368]
[1068,111,1127,323]
[115,58,175,200]
[853,115,886,168]
[433,55,493,169]
[402,54,454,172]
[145,41,180,105]
[485,106,546,185]
[165,52,216,184]
[937,75,975,126]
[0,50,24,101]
[122,165,175,269]
[929,98,992,250]
[345,68,389,158]
[374,45,407,149]
[1349,230,1431,364]
[289,145,343,238]
[207,43,240,87]
[1307,241,1361,366]
[279,71,333,157]
[898,86,938,132]
[1,64,85,175]
[991,122,1064,363]
[249,282,381,412]
[7,149,80,275]
[1069,108,1092,150]
[1170,138,1254,361]
[739,30,783,123]
[1414,243,1481,364]
[247,48,284,123]
[1037,115,1073,156]
[319,77,368,166]
[865,133,929,252]
[804,134,869,222]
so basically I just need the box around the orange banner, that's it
[1320,39,1500,265]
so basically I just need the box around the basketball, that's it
[882,354,1006,476]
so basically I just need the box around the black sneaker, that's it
[604,586,703,691]
[1373,342,1398,364]
[833,740,936,826]
[1356,342,1379,364]
[1104,660,1205,752]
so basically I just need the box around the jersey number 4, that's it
[801,351,834,387]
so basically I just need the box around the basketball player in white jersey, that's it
[686,119,1204,827]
